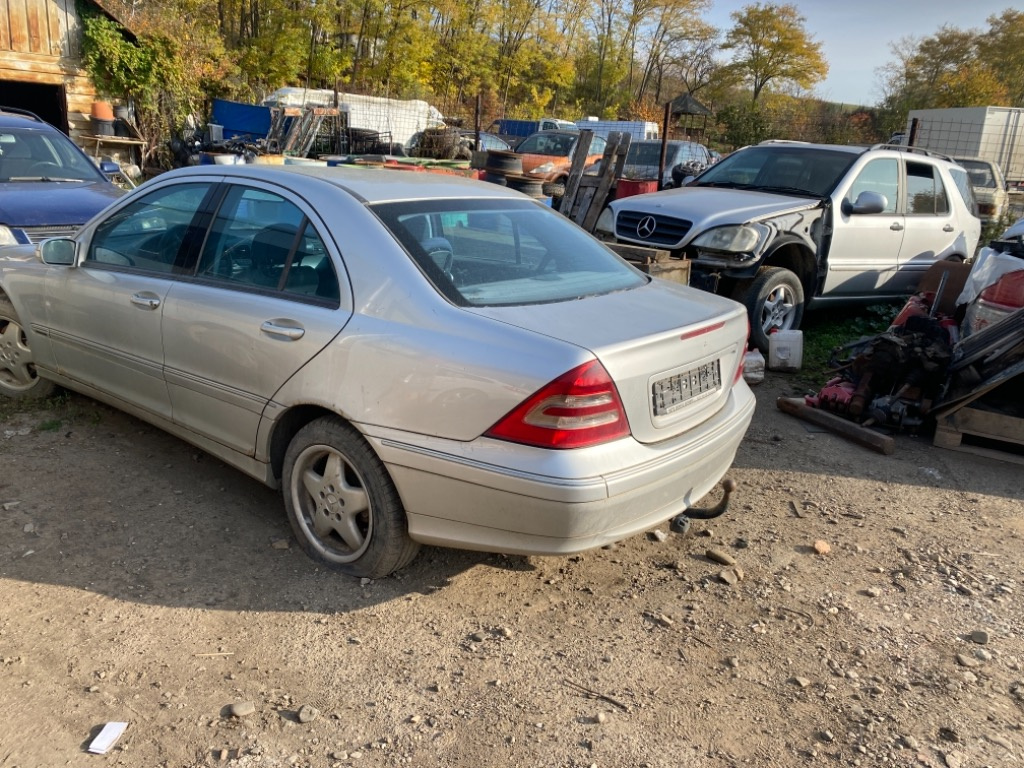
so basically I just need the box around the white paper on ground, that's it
[87,721,128,754]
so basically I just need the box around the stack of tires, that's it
[482,150,522,185]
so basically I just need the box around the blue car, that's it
[0,107,124,245]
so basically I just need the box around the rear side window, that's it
[195,185,340,304]
[373,199,645,307]
[906,161,949,215]
[948,167,977,215]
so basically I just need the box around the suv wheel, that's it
[741,267,804,352]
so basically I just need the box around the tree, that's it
[978,9,1024,106]
[721,3,827,103]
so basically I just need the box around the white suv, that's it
[597,141,981,350]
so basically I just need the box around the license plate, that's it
[652,360,722,415]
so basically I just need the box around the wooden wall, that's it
[0,0,97,140]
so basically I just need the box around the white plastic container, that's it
[768,330,803,371]
[742,348,765,385]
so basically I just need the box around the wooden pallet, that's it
[560,131,631,232]
[608,243,691,286]
[933,405,1024,465]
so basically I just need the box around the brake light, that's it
[979,270,1024,308]
[485,360,630,449]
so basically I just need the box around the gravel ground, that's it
[0,375,1021,768]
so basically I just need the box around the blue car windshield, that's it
[373,198,646,307]
[0,127,108,182]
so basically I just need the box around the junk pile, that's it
[786,221,1024,460]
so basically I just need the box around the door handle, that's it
[130,293,161,310]
[890,222,904,231]
[943,224,955,232]
[260,320,305,340]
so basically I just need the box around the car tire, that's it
[542,179,566,199]
[0,297,57,400]
[282,417,420,578]
[739,267,805,353]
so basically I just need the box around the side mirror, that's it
[38,238,77,266]
[98,160,121,175]
[844,190,887,215]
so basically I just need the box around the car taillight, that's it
[484,360,630,449]
[964,270,1024,335]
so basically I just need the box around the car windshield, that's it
[0,127,107,182]
[694,145,858,197]
[516,133,577,156]
[373,198,646,307]
[958,160,998,188]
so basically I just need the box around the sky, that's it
[701,1,1015,106]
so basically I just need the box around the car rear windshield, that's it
[0,127,107,182]
[957,160,998,188]
[372,198,646,307]
[695,145,858,197]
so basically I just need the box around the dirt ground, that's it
[0,374,1022,768]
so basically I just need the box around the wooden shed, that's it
[0,0,124,144]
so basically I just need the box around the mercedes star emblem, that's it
[636,215,657,239]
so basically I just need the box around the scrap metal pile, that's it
[804,223,1024,449]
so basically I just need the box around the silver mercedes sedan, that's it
[0,165,755,577]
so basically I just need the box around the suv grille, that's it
[21,225,79,243]
[615,211,691,247]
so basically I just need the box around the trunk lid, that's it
[465,279,748,444]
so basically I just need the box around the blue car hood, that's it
[0,180,123,227]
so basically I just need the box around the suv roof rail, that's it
[0,106,45,123]
[869,143,955,162]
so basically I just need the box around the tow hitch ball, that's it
[670,478,737,535]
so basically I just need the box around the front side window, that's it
[195,185,340,304]
[845,158,899,214]
[87,183,212,272]
[906,161,950,215]
[373,199,645,307]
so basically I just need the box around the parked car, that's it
[407,128,510,159]
[486,118,579,148]
[954,156,1008,225]
[0,165,755,578]
[0,107,124,245]
[515,130,608,197]
[597,141,982,350]
[620,140,713,189]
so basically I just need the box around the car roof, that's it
[756,140,865,155]
[0,107,51,129]
[156,164,528,205]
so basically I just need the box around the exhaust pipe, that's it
[671,478,736,534]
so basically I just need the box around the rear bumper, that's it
[363,381,756,556]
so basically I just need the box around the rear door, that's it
[896,160,959,293]
[161,181,350,454]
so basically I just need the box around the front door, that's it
[825,157,905,296]
[45,182,214,418]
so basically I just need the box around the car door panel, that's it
[162,285,346,454]
[895,160,957,294]
[825,157,904,295]
[161,183,350,454]
[45,267,172,417]
[42,181,215,418]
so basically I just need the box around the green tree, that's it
[977,9,1024,105]
[721,3,827,103]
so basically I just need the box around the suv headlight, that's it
[595,207,614,236]
[0,226,20,246]
[530,162,555,174]
[692,223,770,255]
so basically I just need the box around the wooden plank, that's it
[46,0,66,56]
[608,243,670,264]
[26,0,46,53]
[579,132,631,232]
[933,442,1024,467]
[559,130,595,216]
[0,0,11,50]
[777,397,896,455]
[8,0,30,51]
